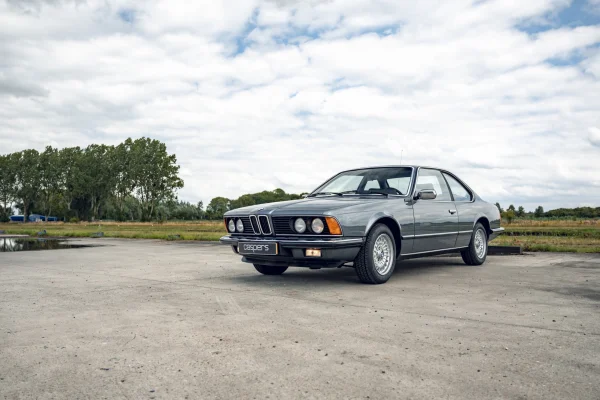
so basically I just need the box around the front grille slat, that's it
[258,215,272,235]
[272,217,294,235]
[239,216,252,233]
[249,215,260,234]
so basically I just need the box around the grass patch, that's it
[491,235,600,253]
[0,221,226,242]
[2,218,599,253]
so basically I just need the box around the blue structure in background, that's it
[9,214,58,222]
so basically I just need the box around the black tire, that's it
[354,224,397,284]
[461,223,488,266]
[253,264,288,275]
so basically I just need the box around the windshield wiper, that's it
[309,190,358,197]
[308,191,343,197]
[362,190,390,197]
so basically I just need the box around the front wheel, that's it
[253,264,288,275]
[461,223,488,265]
[354,224,397,284]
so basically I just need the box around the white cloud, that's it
[589,127,600,147]
[0,0,599,211]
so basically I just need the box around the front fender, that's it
[364,212,402,237]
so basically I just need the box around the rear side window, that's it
[415,169,451,201]
[443,173,473,202]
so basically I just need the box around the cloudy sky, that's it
[1,0,599,211]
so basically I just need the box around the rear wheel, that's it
[253,264,288,275]
[461,223,488,265]
[354,224,397,284]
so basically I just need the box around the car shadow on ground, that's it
[226,256,468,287]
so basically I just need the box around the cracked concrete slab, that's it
[1,239,598,399]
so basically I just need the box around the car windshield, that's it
[311,167,413,196]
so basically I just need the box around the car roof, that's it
[339,165,443,172]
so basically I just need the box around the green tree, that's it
[534,206,544,218]
[197,201,204,219]
[0,154,17,221]
[78,144,116,220]
[58,146,82,218]
[503,209,515,224]
[206,197,230,220]
[112,139,135,221]
[129,137,184,221]
[494,202,504,213]
[39,146,62,220]
[13,149,41,222]
[508,204,516,212]
[516,206,525,217]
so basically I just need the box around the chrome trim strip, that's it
[412,231,459,238]
[279,238,363,245]
[404,230,472,239]
[273,234,343,238]
[402,246,468,256]
[219,236,364,247]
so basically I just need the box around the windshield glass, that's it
[312,167,413,196]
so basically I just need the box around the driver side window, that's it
[415,169,452,201]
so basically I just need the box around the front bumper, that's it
[489,227,505,241]
[219,235,364,268]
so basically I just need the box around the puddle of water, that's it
[0,238,92,252]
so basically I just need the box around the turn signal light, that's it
[325,217,342,235]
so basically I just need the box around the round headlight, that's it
[236,219,244,233]
[294,218,306,233]
[311,218,324,234]
[228,219,236,233]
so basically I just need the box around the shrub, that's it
[502,210,515,224]
[69,217,80,223]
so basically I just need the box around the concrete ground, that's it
[1,239,599,400]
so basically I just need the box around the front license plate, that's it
[238,242,278,255]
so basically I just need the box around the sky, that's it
[0,0,599,211]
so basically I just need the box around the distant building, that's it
[9,215,58,222]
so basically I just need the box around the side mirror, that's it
[415,189,437,200]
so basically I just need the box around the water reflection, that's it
[0,238,89,252]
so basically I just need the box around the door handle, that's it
[448,209,457,215]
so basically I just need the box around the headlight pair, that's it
[226,218,244,233]
[294,217,325,234]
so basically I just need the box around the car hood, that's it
[225,196,384,216]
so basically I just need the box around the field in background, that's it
[492,218,600,253]
[1,218,599,253]
[0,221,225,241]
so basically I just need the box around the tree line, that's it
[495,203,600,223]
[1,143,596,224]
[204,189,304,220]
[0,138,183,222]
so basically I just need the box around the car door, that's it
[411,168,459,253]
[443,172,476,248]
